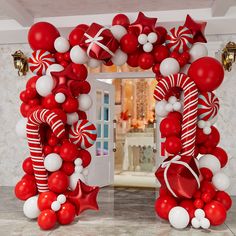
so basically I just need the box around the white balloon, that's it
[78,94,93,111]
[46,64,64,76]
[160,58,180,77]
[191,217,200,229]
[168,206,190,229]
[203,126,212,135]
[111,49,127,66]
[212,172,230,191]
[15,118,27,139]
[75,165,83,173]
[66,112,79,125]
[44,153,62,172]
[110,25,127,41]
[70,45,88,64]
[88,58,101,68]
[165,103,173,112]
[55,92,66,103]
[57,194,66,204]
[143,42,153,52]
[198,120,206,129]
[147,32,158,43]
[168,96,177,104]
[36,75,54,97]
[69,173,85,190]
[23,196,40,219]
[155,100,168,117]
[54,37,70,53]
[189,43,208,63]
[51,201,61,211]
[173,102,181,111]
[138,34,148,45]
[199,154,221,174]
[74,158,83,166]
[200,218,210,229]
[194,209,205,220]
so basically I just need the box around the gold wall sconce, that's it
[12,50,28,76]
[222,42,236,72]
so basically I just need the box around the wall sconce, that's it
[12,50,28,76]
[222,42,236,72]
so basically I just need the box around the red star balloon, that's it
[66,180,99,215]
[129,12,157,35]
[184,14,207,43]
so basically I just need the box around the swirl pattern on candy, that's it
[29,50,55,75]
[69,119,97,149]
[165,26,193,53]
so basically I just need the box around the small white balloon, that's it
[160,58,180,77]
[66,112,79,125]
[165,103,173,112]
[143,42,153,52]
[36,75,54,97]
[23,196,40,219]
[44,153,62,172]
[203,127,212,135]
[110,25,127,41]
[194,209,205,220]
[147,32,158,43]
[155,100,168,117]
[168,206,190,229]
[168,96,177,104]
[55,93,66,103]
[69,173,85,190]
[173,102,182,111]
[212,172,230,191]
[51,201,61,211]
[88,58,101,68]
[74,158,83,166]
[75,165,83,173]
[189,43,208,63]
[200,218,210,229]
[199,154,221,174]
[15,118,27,139]
[57,194,66,204]
[70,45,88,64]
[78,94,93,111]
[111,49,127,66]
[191,217,201,229]
[46,64,64,76]
[138,34,148,45]
[198,120,206,129]
[54,37,70,53]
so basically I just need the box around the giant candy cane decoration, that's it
[154,73,198,156]
[26,109,65,192]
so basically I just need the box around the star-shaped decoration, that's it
[129,12,157,35]
[66,180,99,215]
[184,14,207,43]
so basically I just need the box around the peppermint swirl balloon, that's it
[165,26,193,53]
[29,50,55,76]
[198,92,219,121]
[69,120,97,149]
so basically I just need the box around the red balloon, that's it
[200,167,213,181]
[155,195,177,220]
[167,111,182,122]
[38,209,57,230]
[138,52,154,70]
[20,90,29,103]
[51,108,67,123]
[48,171,69,193]
[201,192,213,203]
[53,145,61,154]
[196,127,208,144]
[155,26,167,44]
[20,103,31,117]
[38,191,57,211]
[69,24,88,47]
[214,191,232,211]
[60,161,75,176]
[160,117,181,137]
[165,136,182,155]
[26,76,39,90]
[193,190,202,199]
[55,52,64,63]
[112,14,130,28]
[21,174,35,182]
[204,201,226,226]
[42,94,60,109]
[78,81,91,94]
[180,200,196,219]
[43,145,53,155]
[159,186,172,197]
[22,157,34,175]
[211,147,228,168]
[28,22,60,52]
[153,45,169,63]
[57,202,76,225]
[14,179,37,201]
[60,60,69,68]
[60,142,78,162]
[78,149,91,167]
[63,51,71,62]
[48,136,59,147]
[204,126,220,148]
[77,110,87,120]
[25,88,37,100]
[71,63,88,81]
[62,96,79,113]
[193,198,204,209]
[28,98,40,107]
[188,57,224,92]
[127,50,140,67]
[152,63,160,74]
[200,181,216,198]
[120,33,138,54]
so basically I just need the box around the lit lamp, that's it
[12,50,28,76]
[222,42,236,72]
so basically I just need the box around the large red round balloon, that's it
[69,24,88,46]
[127,50,140,67]
[120,33,138,54]
[28,22,60,52]
[153,45,169,63]
[160,117,181,137]
[112,14,130,28]
[211,147,228,168]
[57,202,76,225]
[20,103,31,117]
[62,97,79,113]
[42,94,60,110]
[71,63,88,81]
[155,195,177,220]
[188,57,224,92]
[38,191,57,211]
[60,161,75,176]
[204,201,227,226]
[200,180,216,198]
[165,136,182,155]
[204,126,220,148]
[78,149,91,167]
[214,191,232,211]
[180,200,196,219]
[60,142,78,162]
[22,157,34,175]
[48,171,69,193]
[14,179,37,201]
[38,209,57,230]
[196,127,208,144]
[138,52,154,70]
[26,76,39,90]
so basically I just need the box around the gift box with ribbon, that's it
[155,155,200,199]
[79,23,119,61]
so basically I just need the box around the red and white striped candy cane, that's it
[154,73,198,156]
[26,109,65,192]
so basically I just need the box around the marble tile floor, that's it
[0,186,235,236]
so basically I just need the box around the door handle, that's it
[153,119,157,153]
[113,119,117,152]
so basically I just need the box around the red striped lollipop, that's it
[29,50,55,76]
[69,119,97,149]
[165,26,193,53]
[26,109,65,192]
[198,92,219,121]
